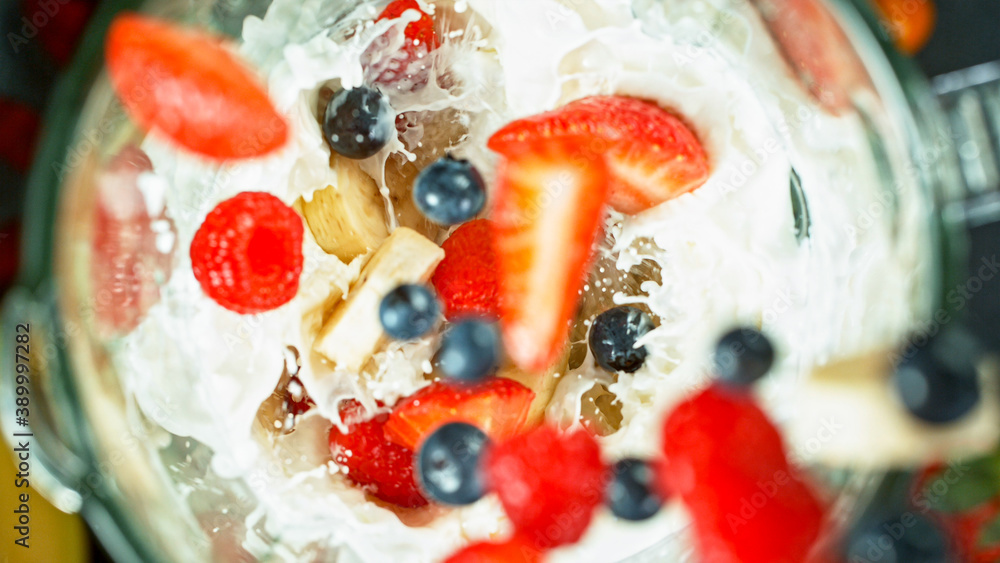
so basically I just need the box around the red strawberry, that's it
[329,400,429,508]
[190,192,304,314]
[431,219,500,320]
[484,425,607,549]
[92,146,175,336]
[105,14,288,160]
[24,0,96,67]
[659,385,826,563]
[444,534,544,563]
[489,96,709,215]
[0,221,20,294]
[871,0,936,55]
[492,137,609,372]
[0,98,40,173]
[378,0,438,50]
[363,0,440,90]
[384,378,534,450]
[750,0,867,112]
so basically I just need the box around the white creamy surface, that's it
[114,0,930,561]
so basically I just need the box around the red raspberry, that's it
[659,385,826,563]
[484,425,607,549]
[444,534,543,563]
[431,219,500,320]
[190,192,303,314]
[328,400,429,508]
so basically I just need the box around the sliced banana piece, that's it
[498,354,568,425]
[313,227,444,373]
[788,349,1000,468]
[301,154,389,262]
[579,383,623,436]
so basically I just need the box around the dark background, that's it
[0,0,997,561]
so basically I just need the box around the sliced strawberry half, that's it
[492,137,609,372]
[384,378,535,450]
[489,96,708,215]
[105,14,288,160]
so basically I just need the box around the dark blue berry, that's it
[589,306,654,373]
[323,87,393,159]
[844,513,952,563]
[437,319,500,382]
[606,458,663,521]
[713,327,775,386]
[893,327,981,424]
[413,155,486,225]
[380,284,439,340]
[417,422,489,505]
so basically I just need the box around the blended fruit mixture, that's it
[90,0,933,561]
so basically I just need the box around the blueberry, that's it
[417,422,489,505]
[606,458,663,521]
[589,306,655,373]
[380,284,439,340]
[437,319,501,382]
[713,327,775,386]
[893,326,981,424]
[413,155,487,225]
[844,513,953,563]
[323,87,393,159]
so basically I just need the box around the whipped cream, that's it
[113,0,931,561]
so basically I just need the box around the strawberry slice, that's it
[384,378,535,450]
[328,400,428,508]
[492,137,609,372]
[489,96,708,215]
[105,14,288,160]
[364,0,440,90]
[750,0,867,112]
[659,385,827,563]
[444,534,543,563]
[92,146,176,336]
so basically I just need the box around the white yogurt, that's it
[114,0,930,561]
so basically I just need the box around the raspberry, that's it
[431,219,500,320]
[659,385,826,563]
[190,192,303,314]
[484,425,607,549]
[329,400,429,508]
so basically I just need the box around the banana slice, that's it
[498,354,569,425]
[579,383,623,436]
[301,154,389,262]
[313,227,444,373]
[788,349,1000,467]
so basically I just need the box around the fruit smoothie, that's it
[97,0,930,561]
